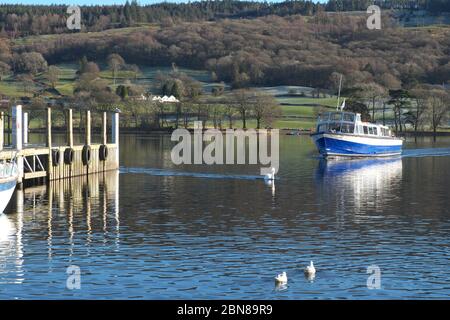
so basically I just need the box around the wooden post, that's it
[112,112,119,167]
[67,109,73,147]
[47,107,53,178]
[46,107,52,148]
[12,105,24,186]
[85,110,91,146]
[12,105,23,150]
[102,112,107,145]
[0,111,3,151]
[23,112,28,145]
[7,114,10,145]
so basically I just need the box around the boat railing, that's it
[0,161,18,179]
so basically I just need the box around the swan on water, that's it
[264,167,276,181]
[304,261,316,276]
[274,271,287,283]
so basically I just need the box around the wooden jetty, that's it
[0,105,120,188]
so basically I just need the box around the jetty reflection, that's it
[0,170,119,284]
[315,157,403,214]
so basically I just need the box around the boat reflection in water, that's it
[0,189,24,284]
[315,157,403,215]
[0,171,119,287]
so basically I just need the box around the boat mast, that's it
[336,74,342,111]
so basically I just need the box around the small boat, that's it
[0,160,18,213]
[311,111,403,158]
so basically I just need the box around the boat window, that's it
[340,123,353,133]
[368,127,373,135]
[363,126,368,134]
[343,113,355,122]
[328,122,341,132]
[331,113,342,121]
[317,124,327,132]
[373,127,378,135]
[358,125,363,134]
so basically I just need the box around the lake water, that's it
[1,134,450,299]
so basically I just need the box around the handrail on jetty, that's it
[0,105,120,188]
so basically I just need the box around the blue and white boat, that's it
[311,111,403,158]
[0,160,18,213]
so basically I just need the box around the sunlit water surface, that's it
[1,134,450,299]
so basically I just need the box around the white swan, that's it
[274,271,287,283]
[264,167,276,181]
[304,261,316,276]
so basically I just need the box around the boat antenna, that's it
[336,74,342,111]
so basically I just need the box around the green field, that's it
[277,96,340,108]
[0,61,341,130]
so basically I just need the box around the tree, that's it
[171,79,184,99]
[345,99,371,122]
[17,52,47,75]
[46,65,60,88]
[252,92,281,129]
[0,61,11,81]
[212,82,225,96]
[78,56,88,74]
[232,89,253,129]
[364,82,386,122]
[16,73,34,95]
[116,84,129,100]
[425,89,448,142]
[75,72,100,92]
[409,87,430,140]
[107,53,125,85]
[82,62,100,75]
[223,104,236,129]
[388,89,411,133]
[328,72,344,95]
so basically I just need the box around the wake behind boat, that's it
[311,111,403,158]
[0,160,18,213]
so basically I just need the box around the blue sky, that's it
[0,0,327,5]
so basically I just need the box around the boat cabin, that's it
[316,112,392,137]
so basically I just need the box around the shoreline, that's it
[19,127,450,137]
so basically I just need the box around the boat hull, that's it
[311,133,403,158]
[0,178,17,213]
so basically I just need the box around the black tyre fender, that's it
[99,144,108,161]
[51,149,60,166]
[64,148,74,165]
[82,145,91,166]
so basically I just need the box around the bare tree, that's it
[107,53,125,85]
[46,65,60,89]
[223,104,236,129]
[365,82,386,122]
[409,87,430,140]
[252,92,281,129]
[232,89,253,129]
[426,89,448,142]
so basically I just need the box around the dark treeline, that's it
[0,0,449,37]
[325,0,450,12]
